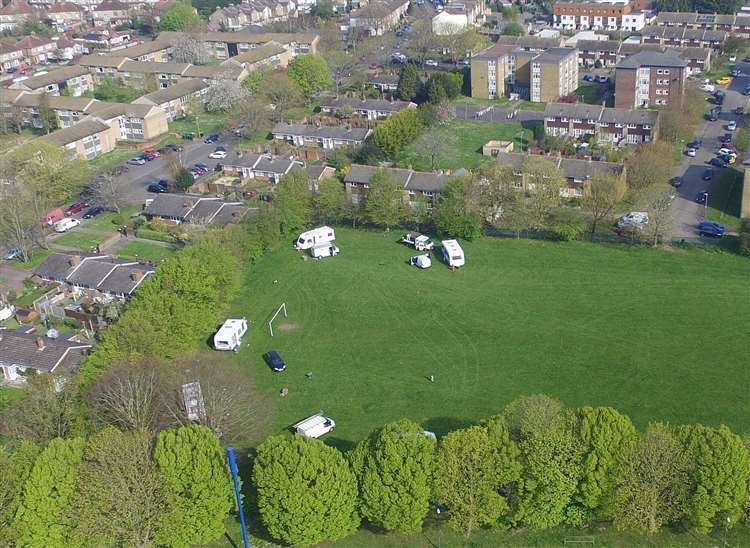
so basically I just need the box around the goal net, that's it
[268,303,287,337]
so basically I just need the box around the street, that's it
[672,68,749,238]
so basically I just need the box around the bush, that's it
[135,228,177,244]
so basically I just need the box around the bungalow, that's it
[221,41,292,70]
[543,103,659,145]
[34,252,155,299]
[493,151,625,197]
[10,65,94,96]
[306,164,336,190]
[0,330,91,384]
[143,194,249,225]
[221,153,303,182]
[369,73,399,93]
[132,79,209,120]
[38,117,119,160]
[319,97,417,120]
[272,123,371,149]
[343,164,462,207]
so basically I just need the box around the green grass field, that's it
[117,241,177,263]
[397,120,532,171]
[227,228,750,446]
[84,205,142,231]
[53,231,106,252]
[13,249,50,270]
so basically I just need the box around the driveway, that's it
[672,71,748,238]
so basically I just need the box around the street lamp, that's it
[704,191,709,218]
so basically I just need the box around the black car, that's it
[708,157,727,168]
[82,206,105,219]
[204,133,219,144]
[194,162,209,170]
[671,176,683,188]
[688,139,702,149]
[264,351,286,372]
[702,169,713,181]
[147,183,167,193]
[695,190,709,204]
[181,132,195,140]
[720,133,733,143]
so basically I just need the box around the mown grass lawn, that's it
[89,147,138,174]
[84,205,142,231]
[117,241,177,263]
[397,120,532,171]
[575,83,604,104]
[452,95,547,111]
[13,249,50,270]
[168,111,230,137]
[227,227,750,447]
[53,231,106,252]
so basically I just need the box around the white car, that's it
[208,150,227,159]
[700,83,716,93]
[425,59,439,67]
[686,147,697,157]
[597,75,608,83]
[53,218,80,233]
[730,55,737,62]
[727,120,737,131]
[617,211,649,229]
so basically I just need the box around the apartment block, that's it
[530,48,578,103]
[614,50,686,108]
[577,40,711,74]
[553,0,647,32]
[543,102,660,145]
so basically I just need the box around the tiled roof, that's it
[0,330,90,374]
[228,41,287,64]
[319,97,416,113]
[38,118,111,146]
[616,50,687,69]
[344,164,460,193]
[134,79,208,105]
[143,194,248,225]
[13,64,90,89]
[0,0,33,15]
[272,123,370,142]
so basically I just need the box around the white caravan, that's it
[292,412,336,438]
[213,318,248,351]
[294,226,335,250]
[310,243,340,259]
[441,239,465,268]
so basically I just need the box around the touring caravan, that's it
[441,240,465,268]
[310,243,340,259]
[213,318,248,351]
[294,226,335,250]
[292,412,336,438]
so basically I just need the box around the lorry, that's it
[310,243,340,259]
[402,231,435,251]
[441,239,465,268]
[294,226,335,250]
[292,412,336,438]
[213,318,248,351]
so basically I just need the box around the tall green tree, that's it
[174,167,194,190]
[573,407,638,519]
[72,428,167,547]
[37,92,56,135]
[434,177,483,240]
[676,424,750,533]
[350,419,435,533]
[274,168,313,235]
[160,1,202,31]
[314,176,346,223]
[288,54,333,97]
[613,423,690,533]
[397,63,420,101]
[522,156,566,230]
[154,425,233,546]
[13,437,86,547]
[433,425,518,537]
[254,435,360,546]
[364,169,406,228]
[0,441,40,545]
[373,108,423,157]
[581,169,626,235]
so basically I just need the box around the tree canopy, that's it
[364,169,407,228]
[160,1,203,31]
[372,108,423,157]
[434,177,484,240]
[288,54,334,97]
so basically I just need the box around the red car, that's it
[143,148,161,158]
[65,202,88,216]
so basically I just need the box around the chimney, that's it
[130,270,143,282]
[68,254,82,266]
[36,336,46,350]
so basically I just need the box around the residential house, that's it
[640,25,726,50]
[343,163,461,207]
[493,151,625,197]
[0,42,26,74]
[132,79,209,120]
[208,0,298,30]
[34,252,155,299]
[220,41,291,69]
[0,0,33,32]
[91,0,132,26]
[369,73,399,93]
[221,152,303,182]
[553,0,647,32]
[543,102,660,144]
[74,29,132,53]
[347,0,410,37]
[319,97,417,120]
[10,65,94,96]
[15,34,57,64]
[0,330,91,384]
[12,93,96,129]
[306,164,336,190]
[54,35,85,61]
[77,54,130,81]
[272,123,372,149]
[143,194,249,225]
[431,0,486,35]
[614,50,686,108]
[654,12,750,38]
[118,39,171,62]
[44,2,84,32]
[37,117,119,159]
[157,30,319,59]
[577,39,711,74]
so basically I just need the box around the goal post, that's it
[268,303,287,337]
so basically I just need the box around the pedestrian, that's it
[429,374,434,383]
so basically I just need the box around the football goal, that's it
[268,303,287,337]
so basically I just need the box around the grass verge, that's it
[53,231,106,252]
[118,241,177,263]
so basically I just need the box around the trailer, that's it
[213,318,248,351]
[310,243,340,259]
[292,412,336,438]
[402,231,434,251]
[441,239,465,268]
[294,226,335,250]
[410,254,431,269]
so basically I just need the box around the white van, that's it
[310,243,339,259]
[53,218,80,233]
[292,412,336,438]
[441,239,465,268]
[294,226,335,250]
[213,318,248,351]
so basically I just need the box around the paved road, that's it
[672,71,749,238]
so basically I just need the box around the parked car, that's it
[143,148,160,158]
[204,133,219,144]
[167,143,184,152]
[147,183,168,193]
[457,58,470,66]
[685,147,697,157]
[695,190,709,203]
[718,152,736,164]
[702,169,713,181]
[582,74,594,82]
[729,55,737,62]
[4,247,21,260]
[264,350,286,372]
[65,202,88,216]
[700,82,716,92]
[596,75,608,83]
[259,193,273,202]
[727,120,737,131]
[716,76,731,85]
[731,69,741,77]
[127,157,146,166]
[709,157,727,168]
[670,176,683,188]
[53,218,80,232]
[744,56,750,62]
[83,206,105,219]
[734,107,745,115]
[719,146,737,155]
[425,59,438,67]
[209,150,227,159]
[698,221,725,238]
[720,133,733,143]
[142,152,157,161]
[688,139,702,149]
